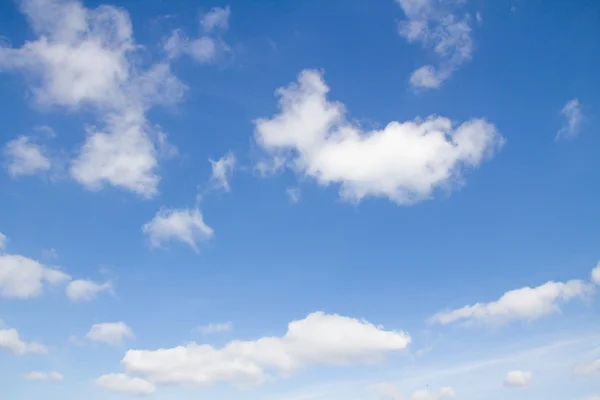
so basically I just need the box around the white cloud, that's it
[431,278,593,326]
[0,327,47,355]
[66,279,112,302]
[591,262,600,285]
[25,371,63,381]
[164,29,218,63]
[556,98,584,140]
[0,0,186,197]
[85,322,134,346]
[164,6,231,64]
[120,312,410,388]
[196,322,232,334]
[143,207,213,250]
[574,359,600,377]
[396,0,474,88]
[373,383,455,400]
[0,254,70,299]
[254,70,503,204]
[504,370,532,387]
[3,136,51,177]
[209,152,236,192]
[201,6,231,32]
[588,397,600,400]
[95,373,155,396]
[0,232,6,252]
[287,187,301,203]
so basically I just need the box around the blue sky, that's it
[1,0,600,399]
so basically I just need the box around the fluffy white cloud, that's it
[0,232,6,252]
[86,322,134,346]
[66,279,112,302]
[209,152,236,192]
[0,327,47,355]
[119,312,410,388]
[556,98,584,140]
[3,136,51,177]
[143,207,213,250]
[25,371,63,381]
[0,0,186,197]
[373,383,455,400]
[504,370,532,387]
[574,359,600,377]
[396,0,474,88]
[196,322,232,334]
[431,278,593,325]
[164,6,231,63]
[95,373,155,396]
[254,70,503,204]
[0,254,70,299]
[591,262,600,285]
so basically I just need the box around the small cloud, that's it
[25,371,63,381]
[195,322,232,334]
[504,370,532,388]
[3,136,51,177]
[143,207,213,251]
[556,98,584,140]
[66,279,112,302]
[85,322,134,346]
[33,125,57,139]
[0,232,6,252]
[209,152,236,192]
[201,6,231,32]
[95,373,155,396]
[0,326,48,355]
[164,6,232,64]
[476,12,483,26]
[42,248,58,259]
[286,187,301,204]
[591,262,600,286]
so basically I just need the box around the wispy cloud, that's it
[556,98,584,140]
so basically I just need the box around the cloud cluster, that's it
[0,233,112,301]
[0,0,186,197]
[0,254,70,299]
[396,0,475,89]
[164,6,231,64]
[254,70,503,204]
[98,312,409,390]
